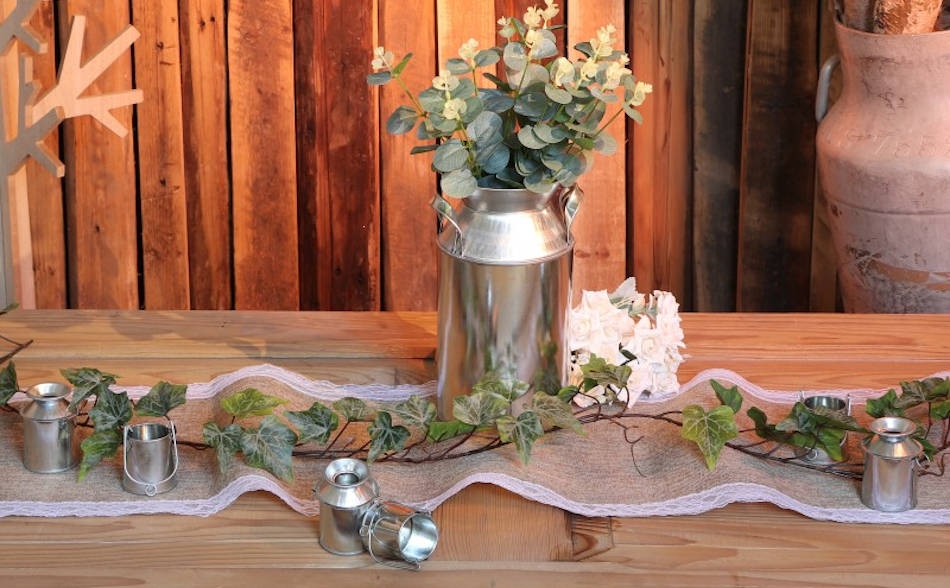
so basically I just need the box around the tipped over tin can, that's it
[361,499,439,570]
[20,382,79,473]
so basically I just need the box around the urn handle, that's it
[430,194,463,253]
[561,184,583,240]
[815,54,840,123]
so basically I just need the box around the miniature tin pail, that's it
[861,416,923,512]
[315,458,380,555]
[360,499,439,570]
[20,382,79,473]
[122,422,179,496]
[432,185,582,419]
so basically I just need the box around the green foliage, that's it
[62,367,117,412]
[390,395,437,430]
[333,397,375,422]
[239,415,297,483]
[221,388,286,419]
[531,393,583,434]
[426,419,476,442]
[0,362,18,406]
[88,389,133,432]
[711,380,742,414]
[77,428,121,481]
[453,390,510,427]
[367,411,411,462]
[285,402,339,445]
[203,422,243,474]
[681,405,739,470]
[496,411,544,464]
[135,381,187,418]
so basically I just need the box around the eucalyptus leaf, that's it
[285,402,339,444]
[366,71,392,86]
[623,103,644,124]
[62,367,117,412]
[135,381,187,418]
[467,111,503,146]
[480,88,516,113]
[502,41,527,72]
[453,390,510,427]
[474,48,500,68]
[367,411,411,462]
[391,52,413,76]
[418,87,445,113]
[593,131,617,155]
[495,411,543,464]
[446,57,470,75]
[513,85,551,119]
[573,41,594,58]
[433,139,469,172]
[440,168,477,197]
[475,142,510,174]
[391,395,437,430]
[386,105,418,135]
[77,428,122,482]
[410,144,439,154]
[0,362,18,406]
[681,404,738,470]
[221,388,286,419]
[88,389,133,432]
[203,422,243,473]
[240,415,297,483]
[333,396,375,422]
[517,126,548,150]
[544,83,572,105]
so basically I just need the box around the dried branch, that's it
[31,15,144,137]
[0,0,46,54]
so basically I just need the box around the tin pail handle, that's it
[431,194,463,253]
[123,421,179,497]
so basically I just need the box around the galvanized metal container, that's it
[314,458,379,555]
[20,382,79,473]
[861,416,923,512]
[432,185,581,419]
[360,499,438,570]
[122,421,179,496]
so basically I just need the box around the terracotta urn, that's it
[816,19,950,312]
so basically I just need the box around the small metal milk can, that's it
[861,416,924,512]
[20,382,80,473]
[314,458,380,555]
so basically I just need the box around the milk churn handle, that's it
[815,54,840,123]
[561,184,583,240]
[430,194,463,253]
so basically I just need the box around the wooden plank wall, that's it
[1,0,836,312]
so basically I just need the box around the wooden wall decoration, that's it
[1,0,142,310]
[1,1,838,313]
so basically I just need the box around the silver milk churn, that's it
[431,185,582,419]
[19,382,80,473]
[861,416,923,512]
[314,458,380,555]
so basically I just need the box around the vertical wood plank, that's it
[24,0,66,309]
[629,0,692,302]
[308,0,381,310]
[736,0,819,311]
[179,0,231,310]
[437,0,495,67]
[568,0,627,295]
[7,169,33,307]
[378,0,438,311]
[60,1,139,309]
[691,0,745,311]
[132,0,190,309]
[810,0,839,311]
[228,0,299,310]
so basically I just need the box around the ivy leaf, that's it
[367,411,411,462]
[681,404,738,470]
[77,428,122,482]
[333,396,375,422]
[866,389,901,418]
[135,381,187,418]
[711,380,742,414]
[88,389,133,432]
[453,390,510,427]
[240,415,297,483]
[496,411,544,465]
[556,385,579,404]
[531,394,583,434]
[391,395,437,430]
[473,372,528,403]
[62,367,117,412]
[203,422,243,473]
[931,400,950,420]
[426,419,476,442]
[0,362,18,406]
[285,402,339,445]
[221,388,286,419]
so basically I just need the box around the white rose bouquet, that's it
[567,278,685,408]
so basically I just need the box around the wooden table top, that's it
[1,310,948,587]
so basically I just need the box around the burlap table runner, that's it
[1,364,948,523]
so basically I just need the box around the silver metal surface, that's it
[314,458,379,555]
[801,394,850,464]
[434,186,581,419]
[122,422,179,496]
[360,499,438,570]
[861,416,922,512]
[20,382,79,473]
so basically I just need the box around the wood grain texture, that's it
[59,0,139,309]
[132,0,190,309]
[228,0,299,310]
[568,0,627,296]
[629,0,692,302]
[3,311,950,585]
[309,0,381,311]
[691,0,745,311]
[22,0,66,309]
[179,0,231,310]
[378,0,438,311]
[736,0,819,311]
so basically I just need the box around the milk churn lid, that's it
[314,458,379,508]
[20,382,75,422]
